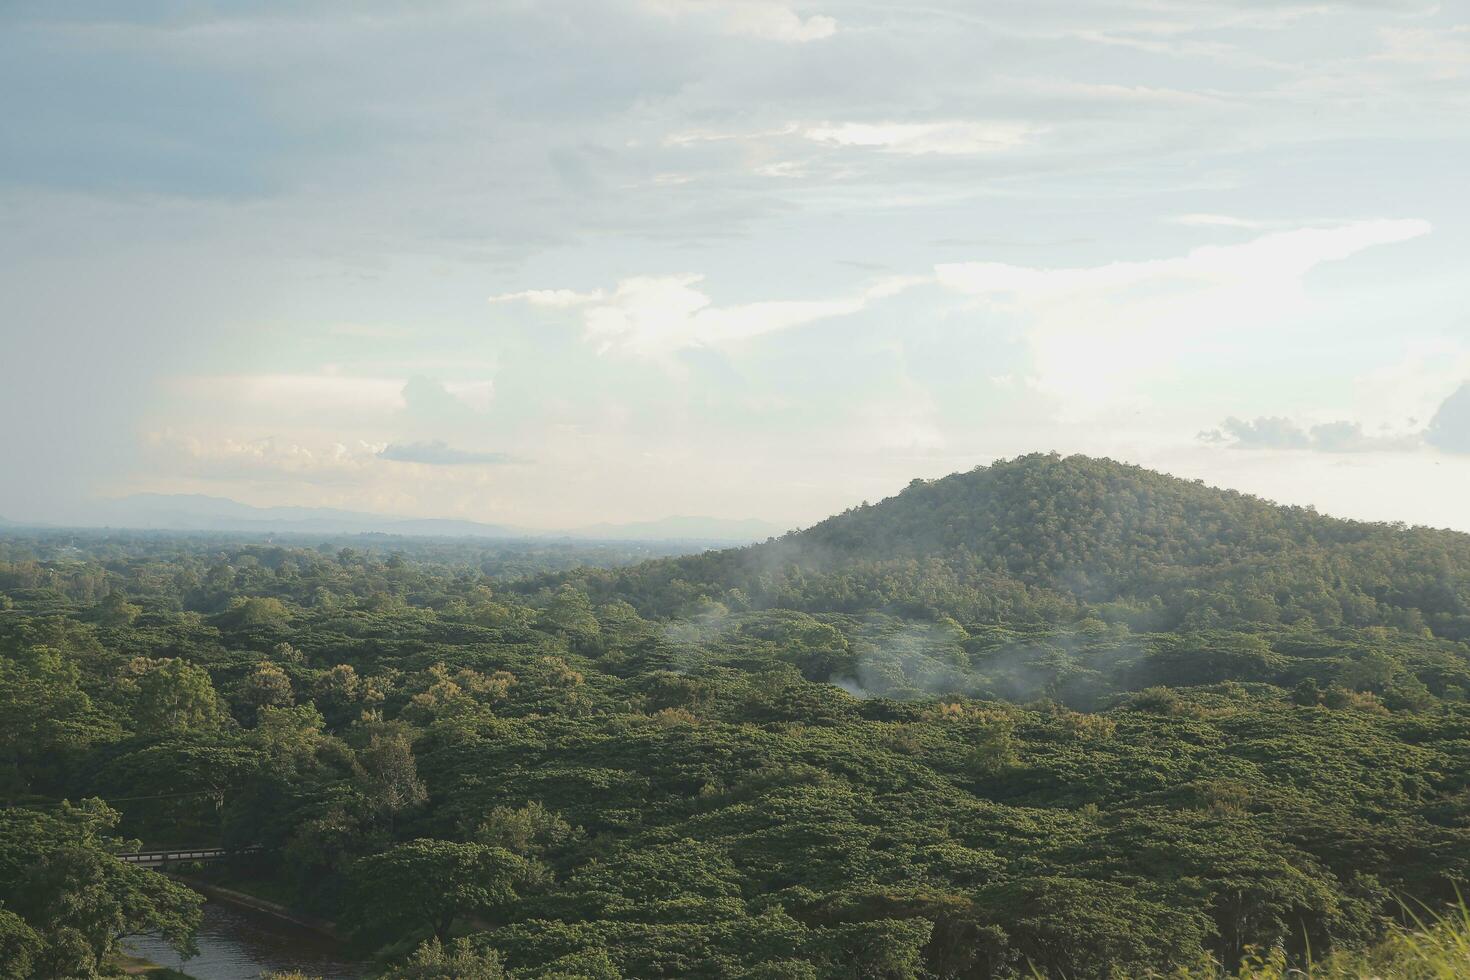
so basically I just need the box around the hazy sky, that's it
[3,0,1469,530]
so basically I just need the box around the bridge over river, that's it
[119,845,259,868]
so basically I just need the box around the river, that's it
[125,900,364,979]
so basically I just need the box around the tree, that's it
[473,801,579,857]
[1292,677,1322,706]
[968,712,1021,776]
[382,937,507,979]
[0,801,201,978]
[96,591,142,627]
[819,918,934,980]
[241,660,295,712]
[974,877,1210,979]
[348,839,547,941]
[356,732,428,826]
[221,595,292,628]
[132,658,227,733]
[0,907,41,980]
[253,703,327,760]
[539,586,602,651]
[1,645,120,798]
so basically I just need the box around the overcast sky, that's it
[3,0,1468,531]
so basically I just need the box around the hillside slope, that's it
[565,454,1470,639]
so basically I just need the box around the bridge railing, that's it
[117,846,259,865]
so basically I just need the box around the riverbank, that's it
[169,873,347,943]
[108,951,196,979]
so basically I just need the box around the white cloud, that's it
[170,372,495,428]
[488,288,606,307]
[1356,340,1470,430]
[145,431,386,481]
[582,276,863,355]
[935,220,1433,417]
[443,380,495,414]
[175,374,408,414]
[937,220,1430,297]
[1376,26,1470,80]
[663,123,801,146]
[491,274,905,356]
[1169,213,1277,230]
[378,440,517,465]
[1202,416,1423,453]
[664,120,1038,159]
[1001,77,1228,107]
[754,160,812,178]
[800,121,1039,155]
[642,0,836,42]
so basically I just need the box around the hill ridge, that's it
[561,453,1470,641]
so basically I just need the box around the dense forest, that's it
[3,455,1469,978]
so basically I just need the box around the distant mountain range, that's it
[6,493,786,544]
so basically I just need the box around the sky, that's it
[2,0,1469,532]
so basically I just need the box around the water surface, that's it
[126,900,362,980]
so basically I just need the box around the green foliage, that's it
[220,595,293,627]
[1161,898,1470,978]
[240,659,295,711]
[0,801,201,978]
[96,591,142,628]
[3,458,1470,978]
[347,839,548,941]
[0,907,42,980]
[380,937,507,979]
[473,801,581,857]
[130,657,228,733]
[566,454,1470,641]
[1,643,121,799]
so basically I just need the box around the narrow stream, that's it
[126,900,364,979]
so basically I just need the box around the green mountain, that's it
[571,453,1470,640]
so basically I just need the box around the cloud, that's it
[932,220,1433,416]
[493,219,1432,376]
[491,274,912,357]
[177,374,407,415]
[641,0,836,42]
[402,376,494,417]
[488,288,605,308]
[377,441,518,466]
[8,1,1469,531]
[1375,25,1470,80]
[1169,214,1278,230]
[144,432,384,484]
[800,121,1039,155]
[1427,383,1470,454]
[665,119,1039,158]
[1202,416,1422,453]
[663,123,802,146]
[1206,417,1310,450]
[1309,421,1420,454]
[936,220,1431,298]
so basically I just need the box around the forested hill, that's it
[4,466,1470,978]
[561,454,1470,639]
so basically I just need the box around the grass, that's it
[105,951,197,979]
[1022,900,1470,978]
[1188,900,1470,979]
